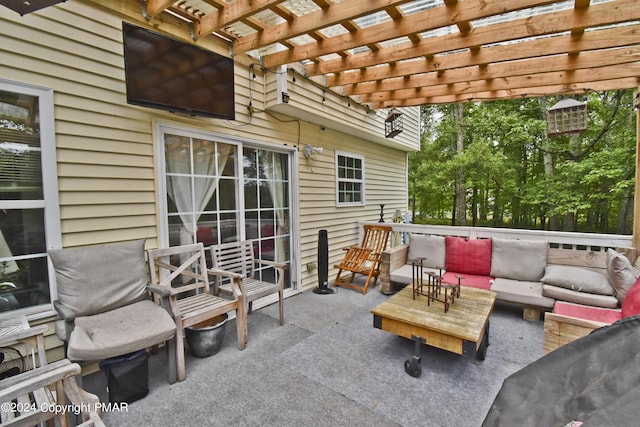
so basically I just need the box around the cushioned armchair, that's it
[49,239,177,382]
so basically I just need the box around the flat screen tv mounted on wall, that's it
[122,22,235,120]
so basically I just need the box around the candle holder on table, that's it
[411,258,459,313]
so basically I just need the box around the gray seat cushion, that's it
[67,300,176,361]
[490,278,554,308]
[542,284,619,309]
[490,238,548,282]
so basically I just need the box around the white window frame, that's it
[0,79,61,319]
[335,151,365,207]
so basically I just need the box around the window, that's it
[0,79,60,315]
[336,151,365,206]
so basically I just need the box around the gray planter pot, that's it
[185,313,228,358]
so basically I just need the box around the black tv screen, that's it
[122,22,235,120]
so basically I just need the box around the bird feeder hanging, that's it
[385,108,403,138]
[546,98,588,137]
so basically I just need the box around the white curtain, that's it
[261,151,287,262]
[165,135,231,245]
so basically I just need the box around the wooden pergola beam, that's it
[143,0,174,17]
[331,26,640,93]
[342,46,640,96]
[357,64,640,104]
[261,0,560,68]
[193,0,285,39]
[634,87,640,249]
[232,0,412,54]
[368,77,640,108]
[312,0,640,78]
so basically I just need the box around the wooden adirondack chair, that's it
[334,224,392,295]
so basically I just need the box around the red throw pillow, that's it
[445,236,492,276]
[621,277,640,318]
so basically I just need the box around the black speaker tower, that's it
[313,229,334,294]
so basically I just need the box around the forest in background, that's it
[409,89,638,234]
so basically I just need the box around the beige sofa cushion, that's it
[49,239,149,316]
[542,284,619,309]
[390,264,444,286]
[542,265,614,296]
[407,234,446,269]
[67,300,176,361]
[490,238,548,282]
[490,278,554,308]
[606,249,639,303]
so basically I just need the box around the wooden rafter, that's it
[193,0,285,39]
[374,77,640,108]
[262,0,561,68]
[358,64,640,103]
[332,24,640,89]
[344,46,640,96]
[312,0,640,78]
[232,0,412,54]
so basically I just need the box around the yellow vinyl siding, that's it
[297,125,407,289]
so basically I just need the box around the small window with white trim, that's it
[335,151,365,206]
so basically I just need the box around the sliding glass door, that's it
[159,125,294,291]
[243,148,290,283]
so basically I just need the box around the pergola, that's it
[6,0,639,236]
[77,0,640,109]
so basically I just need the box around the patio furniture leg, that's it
[236,303,247,350]
[175,324,186,383]
[404,335,425,377]
[476,321,490,361]
[278,289,284,326]
[167,335,178,384]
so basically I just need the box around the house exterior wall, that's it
[0,2,418,361]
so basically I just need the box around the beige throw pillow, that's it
[607,249,640,303]
[490,238,548,282]
[407,234,446,269]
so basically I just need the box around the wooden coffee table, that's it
[372,284,496,376]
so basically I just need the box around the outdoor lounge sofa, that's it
[543,248,640,352]
[379,234,637,321]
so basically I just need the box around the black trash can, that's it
[99,350,149,403]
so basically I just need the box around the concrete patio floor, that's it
[82,281,544,427]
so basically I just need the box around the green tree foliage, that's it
[409,89,637,234]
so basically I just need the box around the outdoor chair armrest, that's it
[147,284,174,297]
[53,299,76,322]
[341,244,360,251]
[208,267,244,280]
[208,268,244,298]
[62,375,102,417]
[255,259,287,270]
